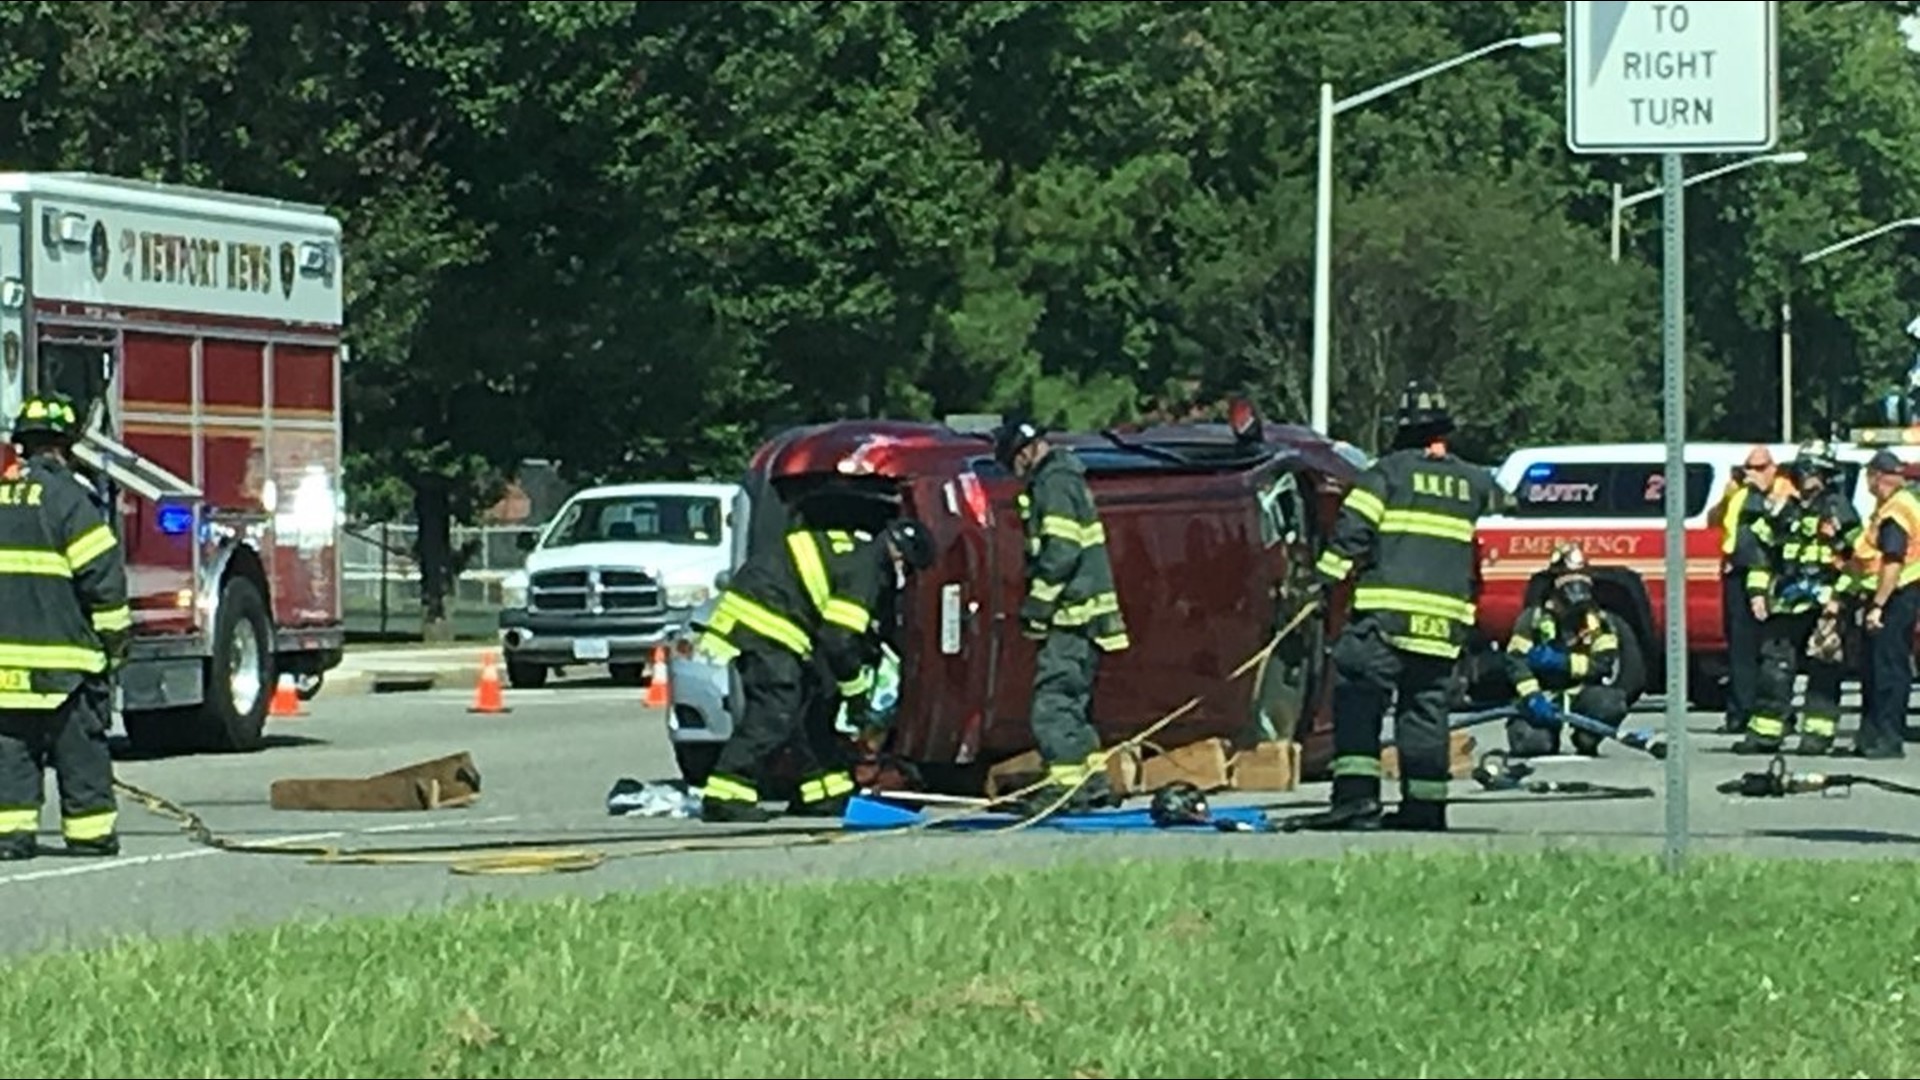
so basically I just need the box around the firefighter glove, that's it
[1526,642,1570,676]
[1522,692,1560,727]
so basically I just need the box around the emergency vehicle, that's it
[0,173,345,754]
[1473,439,1920,712]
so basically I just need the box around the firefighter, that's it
[697,518,935,822]
[0,393,130,860]
[1845,449,1920,759]
[1285,379,1497,833]
[1707,446,1796,735]
[992,416,1130,814]
[1733,440,1860,757]
[1502,545,1630,758]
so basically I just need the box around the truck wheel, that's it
[674,743,719,788]
[1609,616,1650,706]
[190,576,275,753]
[506,659,548,689]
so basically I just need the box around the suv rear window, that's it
[1507,461,1714,518]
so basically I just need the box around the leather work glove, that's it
[1525,642,1570,676]
[1522,691,1561,728]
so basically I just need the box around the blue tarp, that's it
[842,795,1274,833]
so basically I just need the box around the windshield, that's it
[1506,461,1713,518]
[542,494,723,548]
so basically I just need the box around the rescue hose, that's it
[114,600,1327,874]
[1715,753,1920,799]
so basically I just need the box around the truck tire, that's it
[1609,615,1650,706]
[190,576,275,753]
[506,659,548,689]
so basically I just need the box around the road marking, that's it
[0,814,522,886]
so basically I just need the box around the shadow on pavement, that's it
[108,733,328,763]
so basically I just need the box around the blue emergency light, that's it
[1524,463,1555,482]
[156,503,194,536]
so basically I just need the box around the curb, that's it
[319,665,479,698]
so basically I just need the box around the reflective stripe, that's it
[1342,488,1384,525]
[1379,509,1474,544]
[66,524,115,570]
[1330,754,1381,778]
[0,549,70,577]
[701,774,758,804]
[821,598,870,634]
[1384,633,1460,659]
[0,808,34,834]
[787,532,833,610]
[1029,578,1064,603]
[1051,592,1121,627]
[1507,634,1535,653]
[1749,714,1786,739]
[1568,653,1590,679]
[1094,631,1130,652]
[0,642,104,673]
[61,809,115,842]
[1515,676,1542,697]
[797,771,855,804]
[1802,715,1838,737]
[0,690,69,709]
[1315,551,1353,579]
[704,592,812,657]
[1403,778,1450,801]
[838,668,874,698]
[1352,586,1474,624]
[91,605,132,633]
[1719,485,1749,554]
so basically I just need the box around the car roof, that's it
[750,418,1362,483]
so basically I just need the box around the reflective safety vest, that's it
[1016,448,1129,653]
[1314,447,1497,660]
[0,455,132,709]
[697,527,890,698]
[1504,605,1621,699]
[1715,475,1797,559]
[1848,486,1920,594]
[1747,489,1860,614]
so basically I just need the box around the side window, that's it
[1258,471,1306,549]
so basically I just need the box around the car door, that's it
[895,471,998,764]
[1249,461,1324,743]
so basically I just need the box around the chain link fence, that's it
[343,522,540,638]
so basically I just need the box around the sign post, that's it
[1564,0,1779,874]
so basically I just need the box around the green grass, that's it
[10,851,1920,1078]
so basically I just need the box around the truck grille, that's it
[528,568,664,615]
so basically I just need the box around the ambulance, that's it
[0,173,345,754]
[1473,438,1920,712]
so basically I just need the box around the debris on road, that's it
[268,751,483,812]
[606,778,701,818]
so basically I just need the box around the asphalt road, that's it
[4,680,1917,958]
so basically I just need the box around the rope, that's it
[116,600,1327,874]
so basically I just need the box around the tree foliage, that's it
[0,0,1917,624]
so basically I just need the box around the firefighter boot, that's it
[1281,776,1383,832]
[1380,799,1447,832]
[1792,732,1833,757]
[65,834,119,857]
[785,793,850,819]
[0,833,35,861]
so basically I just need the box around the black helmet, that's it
[884,517,934,572]
[991,416,1044,470]
[1149,781,1211,827]
[1792,438,1840,480]
[11,393,80,443]
[1394,378,1454,439]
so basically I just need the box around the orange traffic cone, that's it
[643,645,670,708]
[268,674,306,718]
[469,651,511,714]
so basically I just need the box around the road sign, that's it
[1566,0,1779,155]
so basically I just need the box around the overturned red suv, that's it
[663,406,1370,793]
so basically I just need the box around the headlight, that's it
[665,584,711,609]
[501,571,529,610]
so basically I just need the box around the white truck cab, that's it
[498,480,741,688]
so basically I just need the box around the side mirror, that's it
[515,531,538,552]
[713,569,732,590]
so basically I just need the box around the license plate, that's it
[572,638,611,661]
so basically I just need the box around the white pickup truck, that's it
[497,480,741,688]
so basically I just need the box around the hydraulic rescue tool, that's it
[1470,751,1655,799]
[1716,754,1920,799]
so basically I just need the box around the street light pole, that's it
[1308,30,1562,438]
[1608,149,1808,265]
[1785,216,1920,440]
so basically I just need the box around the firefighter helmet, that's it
[1149,781,1211,827]
[1548,543,1596,614]
[1793,438,1840,479]
[1394,378,1454,438]
[991,415,1044,470]
[10,393,81,442]
[884,517,935,572]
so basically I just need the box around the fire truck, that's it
[0,173,344,754]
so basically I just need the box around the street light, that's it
[1780,216,1920,440]
[1309,30,1562,438]
[1609,149,1809,263]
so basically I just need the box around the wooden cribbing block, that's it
[269,751,482,812]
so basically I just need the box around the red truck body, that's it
[0,173,344,752]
